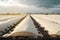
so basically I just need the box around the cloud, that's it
[53,5,60,8]
[0,0,29,7]
[0,0,60,13]
[47,8,60,13]
[18,0,60,8]
[0,0,8,2]
[0,6,44,13]
[1,6,60,13]
[0,0,60,8]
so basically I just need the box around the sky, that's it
[0,0,60,13]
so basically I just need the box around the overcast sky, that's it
[0,0,60,13]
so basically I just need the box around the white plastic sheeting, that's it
[31,15,60,35]
[0,15,25,33]
[8,15,43,37]
[32,15,60,24]
[0,16,19,22]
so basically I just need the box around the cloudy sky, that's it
[0,0,60,13]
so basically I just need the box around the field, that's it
[31,14,60,35]
[0,14,60,38]
[0,14,26,36]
